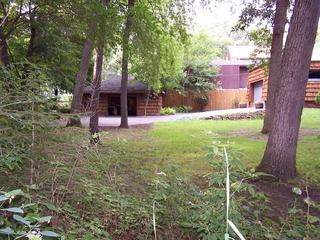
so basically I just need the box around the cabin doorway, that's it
[108,95,137,116]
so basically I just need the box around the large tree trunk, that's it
[22,15,36,85]
[257,0,320,179]
[261,0,289,134]
[0,30,9,66]
[89,47,103,143]
[70,38,93,114]
[120,0,135,128]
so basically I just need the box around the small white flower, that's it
[292,187,302,195]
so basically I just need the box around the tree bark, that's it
[261,0,289,134]
[120,0,135,128]
[89,47,103,143]
[257,0,320,179]
[70,38,93,114]
[22,14,37,83]
[0,30,9,66]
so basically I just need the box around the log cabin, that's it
[82,75,163,116]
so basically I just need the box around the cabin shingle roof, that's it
[83,74,148,93]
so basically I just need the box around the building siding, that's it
[247,61,320,106]
[82,93,162,116]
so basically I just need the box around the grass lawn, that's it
[148,108,320,183]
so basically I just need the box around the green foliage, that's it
[315,91,320,104]
[183,31,223,69]
[0,189,59,239]
[160,107,176,115]
[129,0,188,92]
[178,32,222,96]
[234,0,275,31]
[195,95,209,107]
[0,64,57,171]
[173,105,192,113]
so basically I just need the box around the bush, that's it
[173,105,192,113]
[315,91,320,104]
[160,107,176,115]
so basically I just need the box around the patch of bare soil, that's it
[228,128,320,141]
[250,178,320,220]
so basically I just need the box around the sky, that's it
[189,0,249,45]
[192,0,241,31]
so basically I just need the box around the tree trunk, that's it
[0,30,9,66]
[144,90,150,116]
[89,47,103,143]
[70,38,93,114]
[261,0,289,134]
[22,16,36,86]
[120,0,135,128]
[257,0,320,179]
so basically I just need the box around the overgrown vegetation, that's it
[1,109,319,239]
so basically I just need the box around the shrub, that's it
[160,107,176,115]
[173,105,192,113]
[315,91,320,104]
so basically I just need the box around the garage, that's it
[253,81,263,102]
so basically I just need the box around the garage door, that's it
[253,81,263,102]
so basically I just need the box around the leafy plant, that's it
[160,107,176,115]
[0,189,59,239]
[173,105,192,113]
[0,64,57,172]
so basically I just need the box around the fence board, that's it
[163,89,247,111]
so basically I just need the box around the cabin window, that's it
[308,70,320,81]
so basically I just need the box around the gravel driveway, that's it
[81,108,262,127]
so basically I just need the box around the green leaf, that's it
[41,230,59,238]
[21,203,36,209]
[38,216,52,223]
[0,216,4,226]
[1,207,24,213]
[180,222,194,228]
[0,227,14,235]
[13,214,31,226]
[42,203,61,213]
[0,195,8,202]
[6,189,24,197]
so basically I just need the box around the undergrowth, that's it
[1,126,320,239]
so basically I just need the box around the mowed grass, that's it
[149,108,320,182]
[88,108,320,188]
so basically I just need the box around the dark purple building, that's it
[213,46,256,89]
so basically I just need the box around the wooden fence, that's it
[163,89,248,112]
